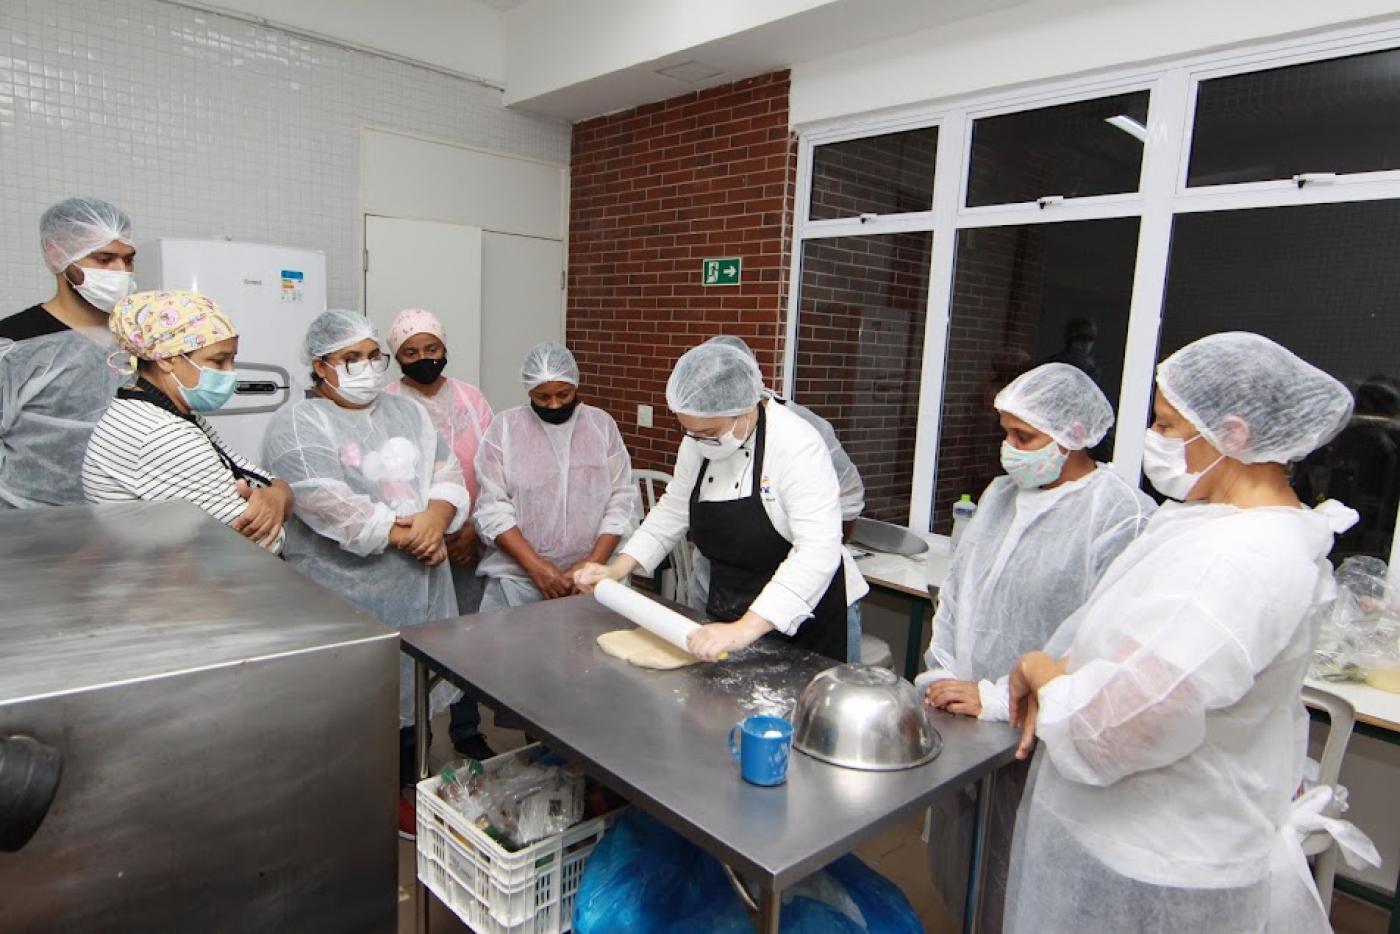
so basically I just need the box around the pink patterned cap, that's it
[386,308,446,356]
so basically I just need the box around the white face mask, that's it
[329,363,387,406]
[69,266,136,313]
[696,430,745,461]
[1141,429,1224,501]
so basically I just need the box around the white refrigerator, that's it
[141,239,327,460]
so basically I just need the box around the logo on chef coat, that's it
[761,474,775,499]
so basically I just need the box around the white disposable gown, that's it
[0,330,124,508]
[1004,498,1361,934]
[917,467,1155,719]
[263,391,471,727]
[473,403,637,606]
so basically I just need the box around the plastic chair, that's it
[633,469,692,603]
[1300,685,1357,912]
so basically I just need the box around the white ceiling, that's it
[504,0,1027,121]
[475,0,530,10]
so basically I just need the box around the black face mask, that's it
[532,396,579,425]
[400,356,447,386]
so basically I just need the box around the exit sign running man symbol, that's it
[702,258,741,286]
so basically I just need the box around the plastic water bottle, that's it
[950,494,976,552]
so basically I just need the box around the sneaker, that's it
[454,733,497,762]
[398,796,417,841]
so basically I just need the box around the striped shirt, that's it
[82,384,285,553]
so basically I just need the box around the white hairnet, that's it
[40,197,134,273]
[302,310,378,363]
[995,362,1114,451]
[520,342,579,390]
[666,341,764,417]
[1157,332,1353,464]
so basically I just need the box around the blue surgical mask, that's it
[1000,439,1068,489]
[176,356,239,412]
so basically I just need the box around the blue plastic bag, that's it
[574,811,922,933]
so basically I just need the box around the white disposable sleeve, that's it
[597,418,638,538]
[977,677,1012,722]
[471,421,517,545]
[427,425,471,535]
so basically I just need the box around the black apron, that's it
[690,405,848,661]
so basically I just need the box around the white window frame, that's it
[785,18,1400,566]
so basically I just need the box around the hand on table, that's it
[924,679,982,718]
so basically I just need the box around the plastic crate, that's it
[416,745,619,933]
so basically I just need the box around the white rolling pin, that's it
[594,579,725,658]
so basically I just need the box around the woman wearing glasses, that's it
[263,310,471,831]
[472,341,639,611]
[575,340,861,662]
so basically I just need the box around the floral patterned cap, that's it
[109,290,237,363]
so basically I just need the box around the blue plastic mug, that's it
[728,715,793,786]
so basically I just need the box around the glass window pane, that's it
[809,128,938,221]
[793,232,933,522]
[1188,48,1400,187]
[966,91,1149,206]
[1160,200,1400,561]
[932,218,1139,532]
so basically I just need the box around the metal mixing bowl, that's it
[791,665,942,770]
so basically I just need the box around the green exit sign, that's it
[702,257,741,286]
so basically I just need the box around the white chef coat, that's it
[623,398,868,635]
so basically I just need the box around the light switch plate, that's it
[637,404,654,428]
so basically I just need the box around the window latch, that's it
[1036,195,1065,210]
[1292,172,1337,189]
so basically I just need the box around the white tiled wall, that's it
[0,0,570,311]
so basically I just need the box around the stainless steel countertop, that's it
[0,502,396,704]
[401,593,1018,889]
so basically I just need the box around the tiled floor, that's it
[397,711,1391,934]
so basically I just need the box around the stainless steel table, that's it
[404,593,1018,934]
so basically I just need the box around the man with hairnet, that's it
[0,198,135,507]
[263,309,472,839]
[472,341,639,611]
[694,335,868,661]
[914,362,1154,931]
[574,341,864,662]
[1004,333,1377,933]
[1,197,137,339]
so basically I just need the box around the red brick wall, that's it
[566,72,797,472]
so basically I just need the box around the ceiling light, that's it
[1104,114,1147,142]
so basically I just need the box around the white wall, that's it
[502,0,838,106]
[0,0,568,313]
[198,0,507,84]
[790,0,1400,127]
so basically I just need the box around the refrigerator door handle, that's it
[0,734,63,852]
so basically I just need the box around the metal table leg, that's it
[963,771,996,934]
[757,883,781,934]
[903,597,925,682]
[414,659,430,934]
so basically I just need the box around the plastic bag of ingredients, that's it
[1312,557,1400,690]
[433,746,585,850]
[574,810,922,933]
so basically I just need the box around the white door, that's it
[364,215,482,386]
[479,232,565,411]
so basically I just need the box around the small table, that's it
[403,593,1017,934]
[856,538,951,681]
[1304,677,1400,931]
